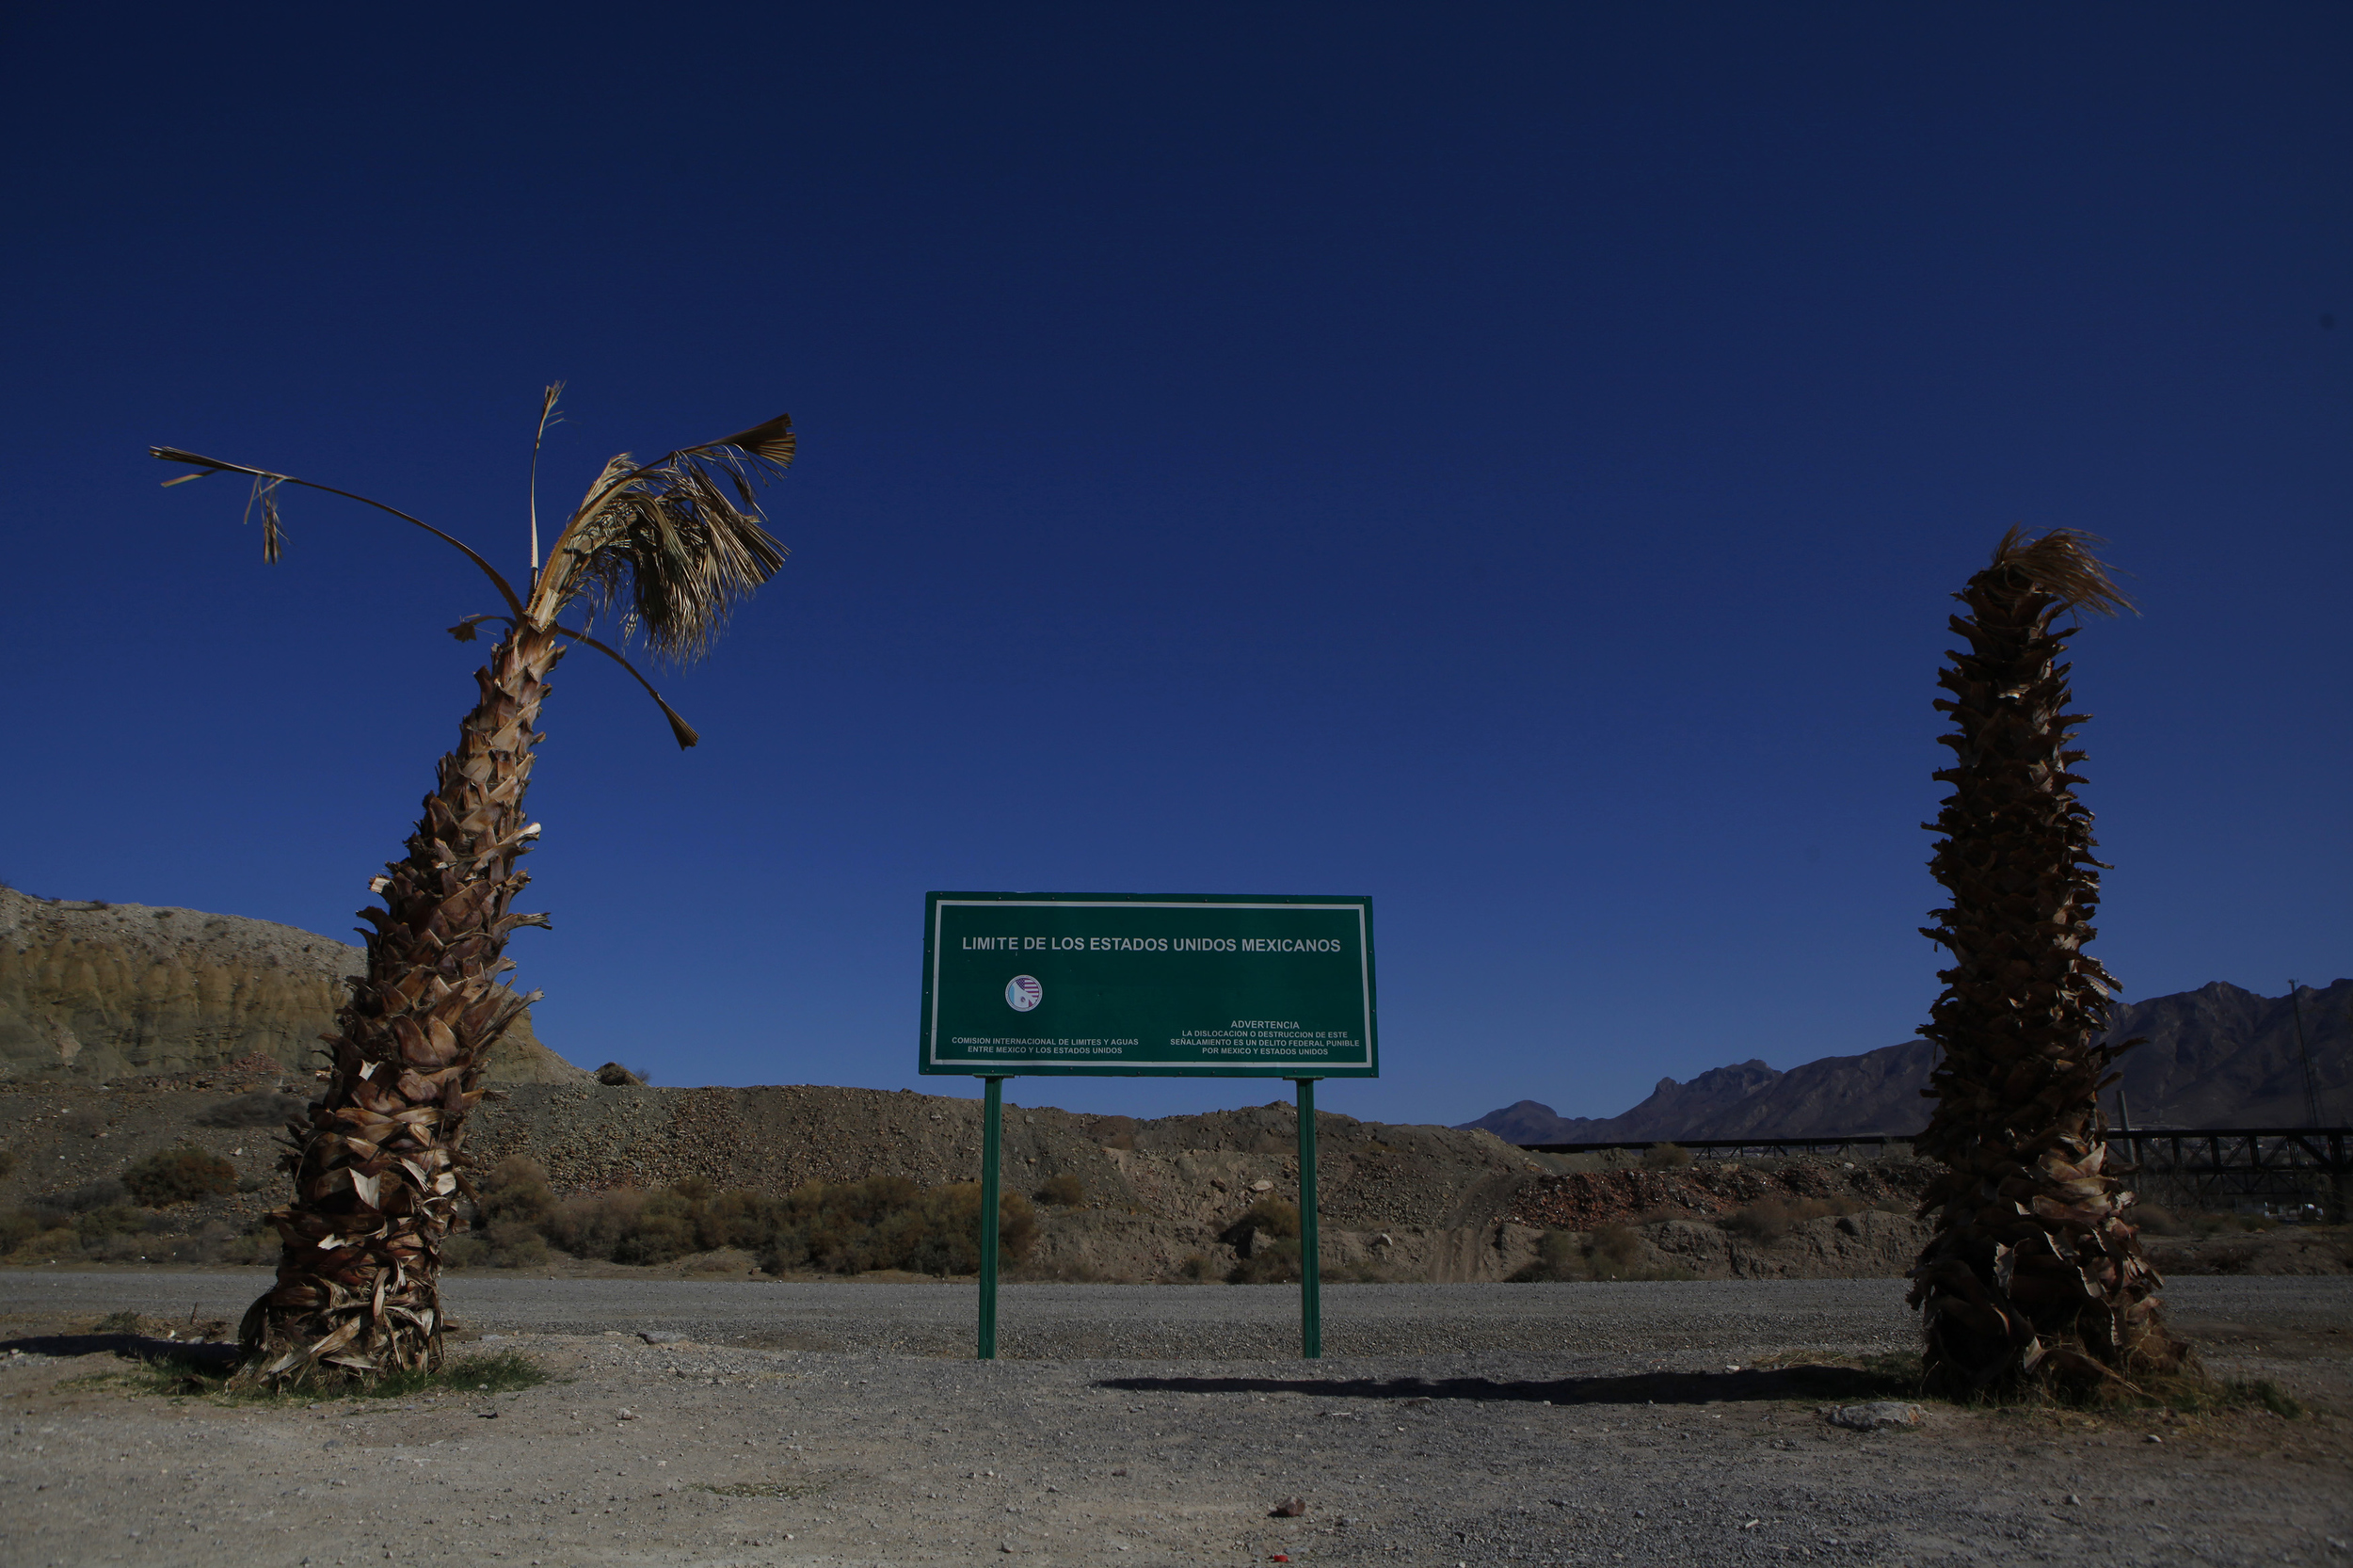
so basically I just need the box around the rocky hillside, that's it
[1469,978,2353,1143]
[0,887,585,1086]
[0,1065,2001,1283]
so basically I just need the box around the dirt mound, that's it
[0,1072,1981,1284]
[456,1084,1549,1282]
[1506,1158,1932,1231]
[0,887,585,1086]
[2147,1229,2353,1277]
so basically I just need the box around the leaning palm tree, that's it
[152,391,792,1386]
[1908,528,2187,1398]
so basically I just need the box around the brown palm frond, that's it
[552,621,701,748]
[529,381,567,577]
[531,415,793,662]
[711,411,796,466]
[152,446,525,616]
[243,474,286,563]
[1987,526,2137,617]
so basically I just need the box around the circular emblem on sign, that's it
[1005,975,1043,1012]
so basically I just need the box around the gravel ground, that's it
[3,1272,2347,1567]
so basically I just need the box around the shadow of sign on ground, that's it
[1096,1361,1913,1408]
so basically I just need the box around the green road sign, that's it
[920,892,1378,1079]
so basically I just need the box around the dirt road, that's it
[3,1272,2347,1566]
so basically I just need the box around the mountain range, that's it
[1464,978,2353,1144]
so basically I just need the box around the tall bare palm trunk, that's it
[156,400,791,1388]
[237,626,563,1382]
[1907,530,2186,1398]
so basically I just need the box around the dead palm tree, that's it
[152,391,793,1386]
[1908,528,2187,1398]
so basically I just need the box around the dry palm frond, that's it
[533,414,793,662]
[552,622,701,748]
[1985,526,2137,617]
[244,474,286,563]
[151,445,524,616]
[529,381,567,577]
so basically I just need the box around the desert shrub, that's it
[1219,1198,1305,1283]
[472,1156,556,1230]
[1511,1223,1667,1281]
[698,1187,795,1253]
[0,1208,40,1254]
[190,1221,276,1265]
[612,1190,700,1265]
[1037,1172,1086,1207]
[194,1091,308,1128]
[487,1220,552,1268]
[1719,1194,1860,1242]
[1229,1237,1302,1284]
[1641,1143,1693,1171]
[121,1145,238,1207]
[2132,1205,2179,1236]
[1176,1252,1215,1282]
[1511,1229,1585,1282]
[1096,1116,1138,1151]
[781,1179,1034,1275]
[8,1225,80,1261]
[74,1203,149,1240]
[995,1190,1039,1262]
[1226,1198,1300,1244]
[1586,1222,1643,1272]
[446,1220,550,1270]
[545,1187,650,1259]
[2241,1378,2304,1418]
[36,1176,128,1222]
[0,1146,16,1179]
[534,1173,1033,1276]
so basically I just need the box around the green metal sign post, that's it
[1294,1077,1321,1359]
[977,1076,1004,1360]
[922,893,1375,1361]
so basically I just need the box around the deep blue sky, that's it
[2,5,2345,1128]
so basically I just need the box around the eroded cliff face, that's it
[0,888,585,1085]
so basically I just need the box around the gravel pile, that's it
[1507,1160,1932,1231]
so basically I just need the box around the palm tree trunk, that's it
[235,626,563,1384]
[1907,533,2186,1398]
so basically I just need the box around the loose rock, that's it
[1826,1401,1924,1431]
